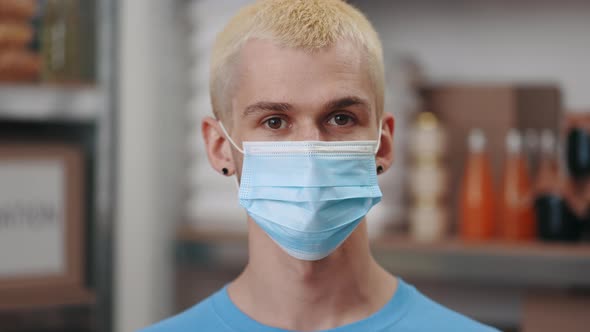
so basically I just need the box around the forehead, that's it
[231,38,374,114]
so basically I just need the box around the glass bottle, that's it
[499,129,535,241]
[459,129,496,241]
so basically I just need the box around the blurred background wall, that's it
[350,0,590,111]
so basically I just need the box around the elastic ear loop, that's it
[219,120,382,186]
[374,119,383,154]
[218,121,243,190]
[221,120,382,154]
[218,121,244,154]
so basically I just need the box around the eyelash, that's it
[262,116,289,130]
[326,112,357,127]
[261,112,358,130]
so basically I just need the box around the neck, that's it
[227,218,396,331]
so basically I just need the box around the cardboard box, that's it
[523,291,590,332]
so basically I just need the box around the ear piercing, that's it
[377,165,384,174]
[222,168,229,175]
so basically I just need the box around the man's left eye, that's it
[328,114,353,126]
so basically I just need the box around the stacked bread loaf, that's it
[0,0,40,82]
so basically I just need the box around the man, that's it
[143,0,498,331]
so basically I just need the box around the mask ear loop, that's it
[218,121,243,190]
[374,119,383,154]
[220,119,381,181]
[218,121,244,154]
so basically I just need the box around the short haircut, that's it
[210,0,384,125]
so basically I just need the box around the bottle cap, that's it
[468,128,486,152]
[540,129,556,154]
[524,128,539,151]
[506,129,522,153]
[417,112,438,130]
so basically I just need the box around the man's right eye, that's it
[264,117,287,130]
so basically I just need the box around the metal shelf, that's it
[176,226,590,288]
[0,85,101,122]
[372,235,590,288]
[0,287,96,311]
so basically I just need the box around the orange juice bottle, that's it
[459,129,496,241]
[499,129,535,241]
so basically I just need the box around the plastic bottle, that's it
[459,129,496,241]
[499,129,535,241]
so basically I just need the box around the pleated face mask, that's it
[219,123,383,261]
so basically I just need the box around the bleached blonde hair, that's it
[210,0,384,124]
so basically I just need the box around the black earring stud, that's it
[222,168,229,175]
[377,165,383,174]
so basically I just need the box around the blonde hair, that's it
[210,0,384,124]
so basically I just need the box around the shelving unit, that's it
[0,288,96,311]
[373,235,590,288]
[0,85,101,122]
[174,226,590,329]
[176,225,590,288]
[0,1,117,331]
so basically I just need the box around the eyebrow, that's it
[242,96,370,117]
[324,96,370,112]
[243,101,292,116]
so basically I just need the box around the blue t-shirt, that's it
[140,279,499,332]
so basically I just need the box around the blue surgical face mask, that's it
[219,122,383,261]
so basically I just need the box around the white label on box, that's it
[0,160,65,277]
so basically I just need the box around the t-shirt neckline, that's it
[210,278,413,332]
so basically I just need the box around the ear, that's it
[201,116,236,176]
[376,113,395,174]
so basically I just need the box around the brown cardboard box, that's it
[420,85,562,232]
[523,291,590,332]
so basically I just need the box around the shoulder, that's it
[398,281,501,332]
[137,288,226,332]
